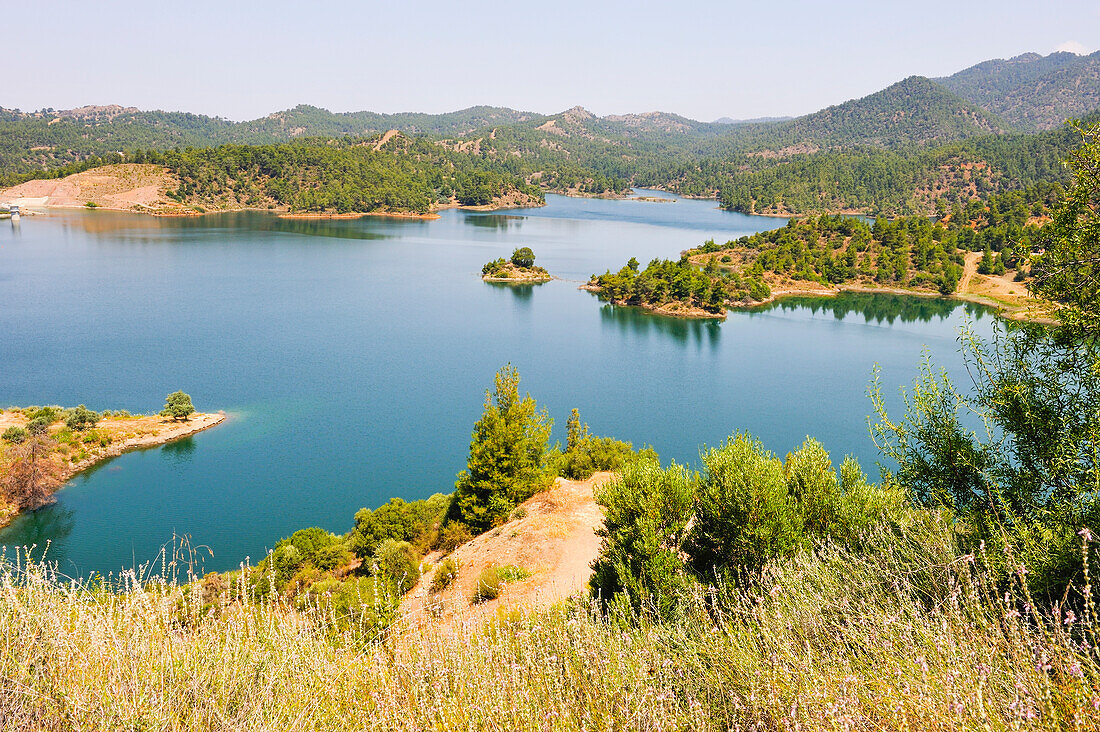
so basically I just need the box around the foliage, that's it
[160,391,195,421]
[25,418,49,437]
[63,405,99,432]
[1,427,26,444]
[348,494,449,560]
[370,539,420,594]
[510,247,536,268]
[481,257,508,277]
[471,564,531,603]
[449,365,553,532]
[1033,122,1100,341]
[590,456,696,619]
[550,408,656,480]
[430,556,458,593]
[872,325,1100,600]
[591,255,762,313]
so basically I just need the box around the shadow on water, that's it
[464,213,527,230]
[598,304,722,348]
[743,291,997,324]
[1,502,76,560]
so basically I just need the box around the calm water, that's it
[0,192,998,576]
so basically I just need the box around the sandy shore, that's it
[0,411,225,528]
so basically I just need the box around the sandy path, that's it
[959,251,982,293]
[400,472,613,633]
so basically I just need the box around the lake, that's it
[0,192,999,576]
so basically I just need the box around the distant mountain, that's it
[231,104,537,138]
[936,51,1100,131]
[712,116,792,125]
[745,76,1005,151]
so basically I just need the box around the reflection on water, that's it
[599,304,722,348]
[748,291,995,324]
[465,214,526,230]
[64,209,398,242]
[1,502,76,560]
[162,436,198,463]
[485,281,540,306]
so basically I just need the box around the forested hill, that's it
[936,50,1100,131]
[6,52,1100,216]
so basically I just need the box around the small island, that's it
[0,391,224,527]
[482,247,552,283]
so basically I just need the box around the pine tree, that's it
[449,365,553,532]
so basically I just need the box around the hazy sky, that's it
[10,0,1100,121]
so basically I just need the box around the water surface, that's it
[0,192,998,575]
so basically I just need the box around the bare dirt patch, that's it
[0,164,186,213]
[401,473,612,633]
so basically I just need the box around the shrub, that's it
[64,405,100,432]
[481,257,507,276]
[552,408,656,480]
[2,426,26,444]
[348,494,449,560]
[25,406,60,424]
[26,417,49,436]
[431,556,458,593]
[591,456,695,619]
[371,539,420,594]
[471,564,530,603]
[434,522,473,553]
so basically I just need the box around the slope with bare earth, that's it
[0,163,187,213]
[400,472,612,632]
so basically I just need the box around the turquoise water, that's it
[0,192,998,576]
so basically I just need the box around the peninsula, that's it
[0,396,223,527]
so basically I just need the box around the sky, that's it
[10,0,1100,122]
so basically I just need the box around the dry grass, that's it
[1,528,1098,731]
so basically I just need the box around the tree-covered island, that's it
[482,247,552,282]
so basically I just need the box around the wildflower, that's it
[770,585,781,598]
[1064,610,1076,625]
[1069,662,1083,678]
[1079,527,1093,542]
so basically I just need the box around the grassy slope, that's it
[2,521,1097,730]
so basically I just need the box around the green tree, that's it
[590,456,695,620]
[1033,122,1100,341]
[448,365,553,532]
[511,247,536,268]
[161,391,195,421]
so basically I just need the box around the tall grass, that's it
[1,526,1098,731]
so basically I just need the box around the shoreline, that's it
[0,411,226,529]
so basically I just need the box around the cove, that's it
[0,192,999,576]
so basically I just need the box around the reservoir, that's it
[0,192,997,576]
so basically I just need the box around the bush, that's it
[349,494,449,561]
[434,522,473,553]
[471,564,530,603]
[481,257,507,277]
[590,456,695,619]
[2,426,26,444]
[26,417,49,436]
[430,556,458,593]
[65,405,100,432]
[25,406,60,424]
[371,539,420,594]
[552,408,656,480]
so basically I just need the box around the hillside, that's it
[937,51,1100,131]
[738,76,1005,152]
